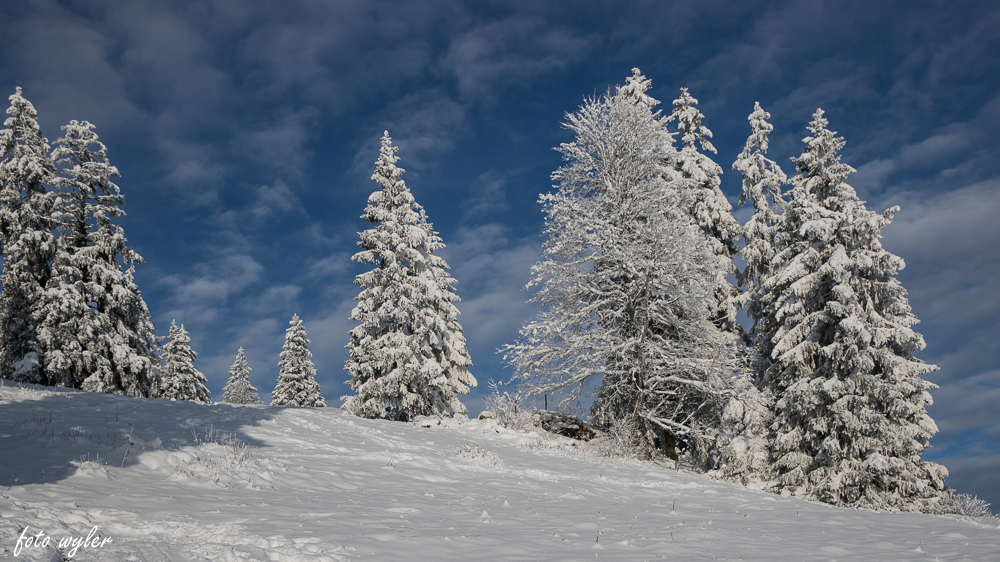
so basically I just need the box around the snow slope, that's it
[1,383,997,561]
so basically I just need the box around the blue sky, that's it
[3,0,999,507]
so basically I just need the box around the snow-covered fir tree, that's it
[758,109,951,512]
[619,67,660,108]
[713,370,774,484]
[505,73,732,462]
[714,103,787,484]
[160,320,211,404]
[733,102,788,352]
[222,347,262,404]
[32,232,88,389]
[0,90,158,396]
[47,120,159,396]
[0,87,59,384]
[413,207,478,414]
[272,314,325,407]
[342,132,475,421]
[666,88,742,335]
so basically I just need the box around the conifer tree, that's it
[759,109,951,512]
[160,320,211,404]
[619,67,660,108]
[0,88,59,384]
[342,132,475,421]
[272,314,325,407]
[733,102,788,356]
[0,90,158,396]
[222,347,262,404]
[414,208,478,415]
[48,120,159,396]
[666,88,742,335]
[715,103,787,484]
[506,73,731,461]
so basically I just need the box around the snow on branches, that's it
[755,109,951,512]
[160,320,211,404]
[0,87,58,385]
[51,120,159,397]
[342,131,475,421]
[667,88,742,335]
[223,347,263,405]
[271,314,325,407]
[0,89,158,396]
[505,71,734,462]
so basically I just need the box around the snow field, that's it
[1,383,998,560]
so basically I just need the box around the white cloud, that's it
[437,223,541,365]
[249,181,306,221]
[443,17,594,101]
[159,254,265,325]
[307,251,353,279]
[462,169,510,219]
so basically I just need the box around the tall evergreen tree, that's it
[48,120,159,396]
[414,207,478,415]
[506,73,731,461]
[734,103,788,347]
[666,88,742,335]
[0,87,59,384]
[222,347,262,404]
[0,90,158,395]
[160,320,211,404]
[715,103,787,484]
[759,109,951,512]
[272,314,325,407]
[342,132,475,421]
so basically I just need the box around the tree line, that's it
[0,71,953,513]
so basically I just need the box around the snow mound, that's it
[1,382,998,560]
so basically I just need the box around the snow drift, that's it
[1,382,997,560]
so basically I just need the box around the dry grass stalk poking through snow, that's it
[455,442,504,467]
[482,380,534,431]
[166,425,278,488]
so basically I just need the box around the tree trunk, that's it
[663,428,678,461]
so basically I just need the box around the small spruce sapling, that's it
[160,320,211,404]
[271,314,325,407]
[222,347,263,405]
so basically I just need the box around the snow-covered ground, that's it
[1,383,998,561]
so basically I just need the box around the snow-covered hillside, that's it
[1,383,998,561]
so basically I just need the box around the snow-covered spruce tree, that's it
[342,132,475,421]
[46,120,159,396]
[272,314,325,407]
[222,347,262,404]
[0,87,60,384]
[160,320,211,404]
[414,207,478,413]
[505,73,732,462]
[759,109,951,512]
[666,88,742,336]
[714,103,788,484]
[620,67,660,108]
[734,103,788,342]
